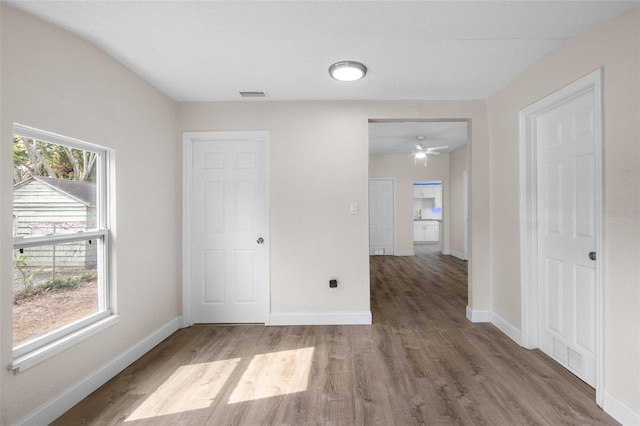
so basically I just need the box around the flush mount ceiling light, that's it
[328,61,367,82]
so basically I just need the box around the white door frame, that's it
[463,170,469,261]
[182,131,271,327]
[368,177,396,255]
[519,69,603,405]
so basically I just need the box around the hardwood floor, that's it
[54,247,617,425]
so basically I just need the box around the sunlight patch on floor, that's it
[125,358,240,421]
[228,347,315,404]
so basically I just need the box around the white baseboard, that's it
[491,312,523,346]
[466,306,492,322]
[395,250,415,256]
[604,391,640,426]
[466,306,522,346]
[18,316,181,426]
[448,249,467,260]
[270,311,372,326]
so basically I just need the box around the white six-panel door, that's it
[183,131,268,324]
[369,179,394,255]
[536,89,597,386]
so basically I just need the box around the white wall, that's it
[0,6,181,424]
[488,9,640,419]
[449,146,467,258]
[369,153,451,255]
[179,101,491,318]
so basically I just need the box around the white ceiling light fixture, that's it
[413,147,428,166]
[328,61,367,82]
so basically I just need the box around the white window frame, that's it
[10,124,116,374]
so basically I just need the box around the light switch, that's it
[350,202,359,215]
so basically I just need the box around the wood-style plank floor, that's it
[54,246,617,425]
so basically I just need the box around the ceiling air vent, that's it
[239,91,267,98]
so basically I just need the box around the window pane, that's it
[13,240,100,347]
[13,136,98,237]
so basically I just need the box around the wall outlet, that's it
[329,279,338,288]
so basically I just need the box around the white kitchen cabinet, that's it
[413,186,421,198]
[413,223,423,241]
[425,222,439,241]
[413,221,440,242]
[413,185,435,198]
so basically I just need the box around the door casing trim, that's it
[519,68,603,405]
[181,131,271,327]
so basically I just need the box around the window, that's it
[11,124,114,373]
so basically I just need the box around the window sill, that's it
[10,314,119,374]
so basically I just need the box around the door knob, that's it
[257,237,264,244]
[588,251,596,261]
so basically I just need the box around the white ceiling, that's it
[6,1,639,155]
[5,1,639,103]
[369,121,468,155]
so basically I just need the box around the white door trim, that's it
[368,177,396,255]
[463,169,469,261]
[519,69,603,405]
[182,131,271,327]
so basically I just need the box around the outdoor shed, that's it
[13,176,96,268]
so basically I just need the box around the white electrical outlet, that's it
[350,202,359,215]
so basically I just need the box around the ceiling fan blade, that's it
[427,145,450,151]
[426,151,441,156]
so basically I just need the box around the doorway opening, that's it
[413,180,443,254]
[368,120,469,261]
[367,119,471,322]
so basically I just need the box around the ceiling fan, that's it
[409,136,449,165]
